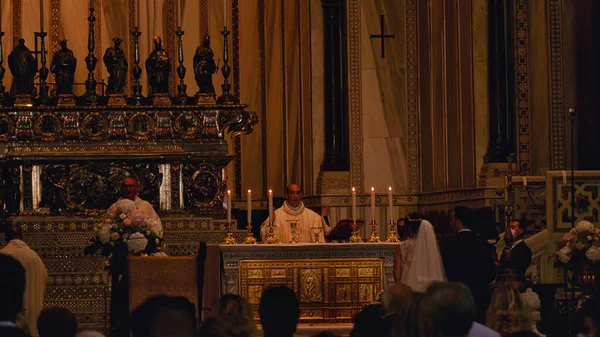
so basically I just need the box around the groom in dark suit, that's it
[442,206,495,323]
[500,219,533,283]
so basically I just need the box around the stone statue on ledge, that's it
[145,36,171,94]
[193,35,217,95]
[50,40,77,95]
[8,38,37,95]
[103,38,128,95]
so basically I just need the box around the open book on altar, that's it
[326,219,365,242]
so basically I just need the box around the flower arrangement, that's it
[556,220,600,266]
[84,199,166,259]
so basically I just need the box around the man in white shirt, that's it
[109,176,162,235]
[0,223,48,337]
[260,184,330,243]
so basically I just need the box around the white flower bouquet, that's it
[556,220,600,266]
[84,199,165,258]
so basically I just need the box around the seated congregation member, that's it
[0,254,28,337]
[349,304,385,337]
[259,287,299,337]
[37,307,78,337]
[216,294,257,337]
[198,318,229,337]
[1,222,48,337]
[260,184,330,243]
[130,295,197,337]
[420,282,499,337]
[442,206,495,322]
[397,214,446,292]
[486,285,537,337]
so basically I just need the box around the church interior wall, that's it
[472,0,489,188]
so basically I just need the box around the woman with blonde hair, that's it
[486,285,537,336]
[217,294,257,337]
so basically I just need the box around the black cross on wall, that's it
[370,14,395,58]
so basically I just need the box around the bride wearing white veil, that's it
[399,217,446,292]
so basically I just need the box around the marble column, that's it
[321,0,348,171]
[485,0,514,163]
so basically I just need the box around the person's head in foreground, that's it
[259,286,299,337]
[38,307,78,337]
[486,285,534,336]
[130,295,197,337]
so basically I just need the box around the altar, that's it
[220,243,399,326]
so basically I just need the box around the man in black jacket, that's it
[0,254,28,337]
[442,206,495,323]
[500,219,533,283]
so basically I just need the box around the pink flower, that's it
[110,232,120,241]
[595,228,600,235]
[107,206,117,214]
[576,243,585,250]
[129,209,147,226]
[563,232,575,242]
[123,218,133,226]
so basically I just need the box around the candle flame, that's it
[389,186,392,191]
[248,189,251,193]
[371,187,375,192]
[268,189,273,194]
[227,190,231,194]
[351,187,356,192]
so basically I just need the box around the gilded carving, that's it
[358,268,374,277]
[81,112,108,140]
[515,0,531,174]
[299,269,322,302]
[336,284,351,302]
[0,113,15,141]
[248,285,263,304]
[359,284,373,302]
[335,268,351,277]
[127,111,155,140]
[182,162,225,210]
[549,0,565,170]
[247,269,263,278]
[270,269,286,278]
[174,111,201,139]
[406,0,420,194]
[347,0,363,191]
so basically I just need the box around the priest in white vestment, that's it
[260,184,330,243]
[0,223,48,337]
[109,176,162,235]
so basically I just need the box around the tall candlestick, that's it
[247,189,252,224]
[40,0,44,32]
[351,187,357,224]
[370,187,376,222]
[223,0,227,27]
[268,189,273,225]
[227,190,232,224]
[388,187,393,223]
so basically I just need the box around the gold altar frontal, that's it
[221,243,398,325]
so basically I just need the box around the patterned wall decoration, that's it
[11,0,21,47]
[548,0,566,170]
[547,172,600,234]
[515,0,531,175]
[405,0,420,194]
[347,0,363,192]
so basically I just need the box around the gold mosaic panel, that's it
[239,258,383,324]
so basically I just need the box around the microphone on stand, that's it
[568,107,576,227]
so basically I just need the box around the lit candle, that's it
[223,0,227,28]
[40,0,44,32]
[268,189,273,225]
[351,187,357,224]
[388,187,393,223]
[370,187,376,223]
[247,189,252,224]
[227,190,232,224]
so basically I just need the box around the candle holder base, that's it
[243,223,257,244]
[265,235,278,244]
[14,95,34,107]
[149,93,173,106]
[223,222,237,244]
[107,94,127,106]
[349,222,362,243]
[57,94,77,107]
[386,221,399,242]
[368,221,380,243]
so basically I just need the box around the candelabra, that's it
[223,221,237,244]
[81,4,99,105]
[174,28,189,104]
[386,220,399,242]
[129,27,145,105]
[368,221,380,242]
[0,31,7,106]
[35,31,51,106]
[349,221,362,243]
[243,222,257,244]
[216,26,238,104]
